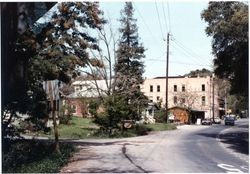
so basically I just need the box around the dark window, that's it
[157,85,160,92]
[150,100,153,102]
[202,96,205,106]
[181,98,185,104]
[202,84,205,91]
[80,85,83,90]
[182,85,185,92]
[150,85,153,92]
[174,96,177,104]
[157,96,160,101]
[174,85,177,92]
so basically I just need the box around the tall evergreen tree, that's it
[115,2,147,120]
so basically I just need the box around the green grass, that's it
[27,117,176,139]
[49,116,99,139]
[57,117,99,139]
[145,123,177,131]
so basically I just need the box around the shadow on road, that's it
[196,131,249,155]
[219,132,249,155]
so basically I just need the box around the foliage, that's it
[89,99,102,117]
[154,109,166,123]
[2,2,105,139]
[2,139,75,173]
[185,68,212,77]
[201,2,248,96]
[93,94,133,136]
[133,124,152,136]
[59,104,74,125]
[114,2,148,121]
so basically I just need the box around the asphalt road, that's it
[60,118,249,173]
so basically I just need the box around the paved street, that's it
[60,118,249,173]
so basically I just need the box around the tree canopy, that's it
[201,2,248,96]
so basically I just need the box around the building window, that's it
[202,84,205,91]
[157,96,160,101]
[80,85,83,90]
[182,85,185,92]
[202,96,205,106]
[157,85,160,92]
[150,85,153,92]
[71,105,77,113]
[181,98,185,104]
[174,96,177,104]
[174,85,177,92]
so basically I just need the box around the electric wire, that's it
[167,2,172,33]
[147,59,210,67]
[132,2,163,46]
[161,2,169,35]
[154,1,165,40]
[172,37,209,64]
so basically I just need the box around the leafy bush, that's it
[154,109,166,123]
[93,94,134,136]
[134,124,153,135]
[59,104,74,125]
[2,139,75,173]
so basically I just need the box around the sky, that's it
[99,1,214,78]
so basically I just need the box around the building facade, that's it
[141,75,220,119]
[69,75,221,120]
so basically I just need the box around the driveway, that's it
[60,119,249,173]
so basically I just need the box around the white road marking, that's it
[217,163,244,173]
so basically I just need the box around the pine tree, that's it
[115,2,148,120]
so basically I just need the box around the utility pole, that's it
[212,75,215,122]
[165,33,170,123]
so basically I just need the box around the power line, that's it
[132,2,162,46]
[154,1,165,40]
[171,39,211,66]
[161,2,169,34]
[171,42,202,65]
[167,2,172,33]
[172,37,209,63]
[147,59,210,67]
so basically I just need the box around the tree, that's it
[172,84,199,110]
[185,68,212,77]
[1,2,56,139]
[201,2,248,97]
[3,2,105,152]
[114,2,148,121]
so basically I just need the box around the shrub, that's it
[59,104,74,125]
[93,94,133,136]
[2,139,75,173]
[154,109,166,123]
[134,124,153,135]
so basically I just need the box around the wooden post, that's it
[48,81,60,153]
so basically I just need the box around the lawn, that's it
[145,122,177,131]
[27,116,176,139]
[49,116,100,139]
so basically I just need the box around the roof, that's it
[66,89,106,99]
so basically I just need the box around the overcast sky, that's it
[100,1,214,78]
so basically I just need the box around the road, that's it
[60,118,249,173]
